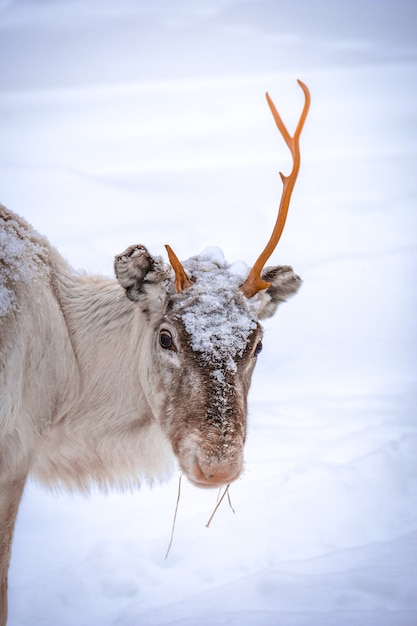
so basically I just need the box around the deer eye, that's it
[159,329,175,350]
[253,341,263,357]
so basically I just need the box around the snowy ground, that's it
[1,1,417,625]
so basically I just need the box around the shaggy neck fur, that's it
[33,253,175,492]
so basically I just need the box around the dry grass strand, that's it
[164,473,182,560]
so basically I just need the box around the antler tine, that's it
[165,244,194,293]
[240,80,311,298]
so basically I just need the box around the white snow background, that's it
[1,1,417,624]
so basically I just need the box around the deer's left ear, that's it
[257,265,302,320]
[114,245,170,307]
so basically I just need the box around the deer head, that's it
[114,81,310,488]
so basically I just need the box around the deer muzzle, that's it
[189,455,243,488]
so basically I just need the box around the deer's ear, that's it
[114,245,170,304]
[257,265,302,320]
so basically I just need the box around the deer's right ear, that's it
[256,265,302,319]
[114,245,170,304]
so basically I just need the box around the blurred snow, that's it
[1,0,417,625]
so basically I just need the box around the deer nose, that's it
[191,458,242,488]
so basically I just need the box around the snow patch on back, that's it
[0,209,48,317]
[173,247,259,371]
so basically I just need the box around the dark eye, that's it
[253,341,263,357]
[159,329,175,350]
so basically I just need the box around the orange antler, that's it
[240,80,310,298]
[165,244,193,293]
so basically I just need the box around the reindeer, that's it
[0,81,310,624]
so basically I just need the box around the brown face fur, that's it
[156,317,262,488]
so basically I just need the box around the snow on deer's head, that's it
[114,81,310,488]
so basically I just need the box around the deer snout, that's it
[190,457,243,489]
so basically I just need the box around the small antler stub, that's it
[165,245,193,293]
